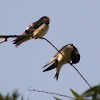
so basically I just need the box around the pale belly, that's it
[58,46,73,64]
[33,24,49,39]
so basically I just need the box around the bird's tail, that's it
[54,64,62,81]
[13,36,30,47]
[54,72,59,81]
[43,60,62,81]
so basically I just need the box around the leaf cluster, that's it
[0,90,24,100]
[54,84,100,100]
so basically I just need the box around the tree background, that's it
[0,0,100,100]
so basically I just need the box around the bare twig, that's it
[69,63,92,88]
[0,38,7,44]
[40,37,64,56]
[69,65,99,99]
[0,35,22,44]
[28,86,75,99]
[0,35,22,38]
[40,37,59,52]
[0,35,32,44]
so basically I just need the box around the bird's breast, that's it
[58,46,74,64]
[33,23,49,38]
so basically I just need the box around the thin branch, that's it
[40,37,59,52]
[0,35,22,38]
[0,38,7,44]
[0,35,22,44]
[40,37,64,56]
[27,86,75,99]
[70,63,92,88]
[70,63,100,99]
[0,34,32,44]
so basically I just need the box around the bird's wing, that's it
[12,20,44,46]
[53,45,67,57]
[42,45,70,68]
[42,56,58,68]
[43,60,58,72]
[42,45,67,68]
[43,61,57,72]
[25,20,44,34]
[12,23,35,46]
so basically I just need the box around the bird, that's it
[13,16,50,47]
[42,44,80,80]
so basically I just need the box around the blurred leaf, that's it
[12,90,19,100]
[5,94,11,100]
[81,85,100,98]
[70,89,80,98]
[70,89,84,100]
[0,90,26,100]
[0,93,4,100]
[54,96,63,100]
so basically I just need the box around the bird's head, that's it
[40,16,50,24]
[71,45,80,64]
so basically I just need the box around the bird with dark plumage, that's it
[13,16,50,47]
[42,44,80,80]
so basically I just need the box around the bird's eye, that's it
[70,44,73,46]
[43,18,47,21]
[42,17,49,22]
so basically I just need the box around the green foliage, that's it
[81,85,100,100]
[54,96,63,100]
[53,84,100,100]
[0,90,24,100]
[70,89,84,100]
[0,85,100,100]
[70,84,100,100]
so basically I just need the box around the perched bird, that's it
[42,44,80,80]
[13,16,50,47]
